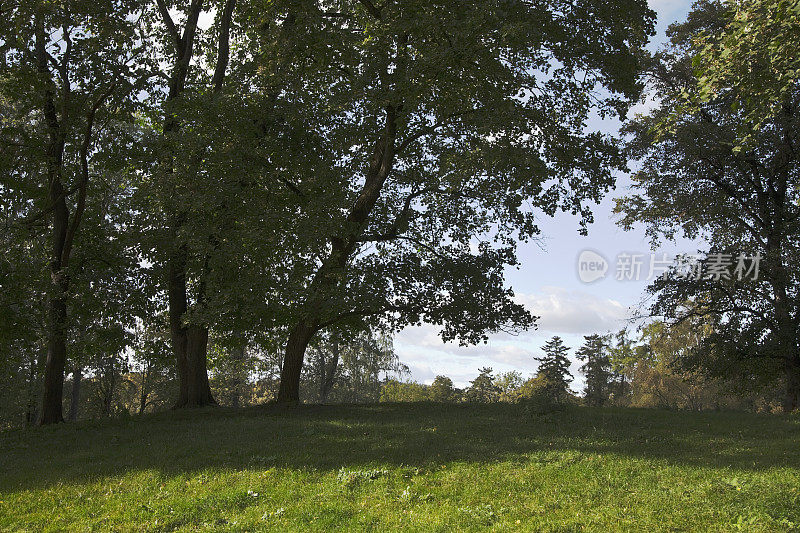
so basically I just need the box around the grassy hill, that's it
[1,404,798,531]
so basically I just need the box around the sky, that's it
[394,0,696,388]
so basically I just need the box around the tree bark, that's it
[35,16,112,424]
[68,366,82,421]
[230,340,246,408]
[278,320,318,404]
[168,250,190,407]
[784,359,799,413]
[318,338,340,403]
[186,325,216,407]
[40,275,68,424]
[37,21,69,423]
[158,0,235,410]
[25,353,39,426]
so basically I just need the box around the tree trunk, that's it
[784,359,799,413]
[139,361,151,414]
[318,339,340,403]
[68,366,82,421]
[36,16,70,425]
[139,385,148,414]
[168,251,190,407]
[278,321,318,404]
[40,265,69,425]
[231,341,246,408]
[25,352,40,426]
[186,325,216,407]
[277,105,398,404]
[101,361,117,417]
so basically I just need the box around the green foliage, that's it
[428,376,456,402]
[1,0,660,413]
[534,336,574,404]
[380,380,431,403]
[616,0,800,410]
[493,371,524,403]
[465,367,501,403]
[303,331,406,404]
[577,334,613,407]
[695,0,800,138]
[608,324,782,412]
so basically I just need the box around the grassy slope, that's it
[0,404,798,532]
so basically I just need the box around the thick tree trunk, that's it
[68,366,82,421]
[158,0,227,410]
[186,325,216,407]
[40,240,69,425]
[278,321,318,404]
[169,250,215,408]
[168,252,190,407]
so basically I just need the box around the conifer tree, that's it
[577,334,613,407]
[535,337,574,403]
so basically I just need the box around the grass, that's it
[1,403,799,532]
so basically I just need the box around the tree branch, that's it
[357,0,382,19]
[62,83,117,267]
[155,0,182,54]
[212,0,236,94]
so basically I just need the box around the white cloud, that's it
[392,287,630,385]
[515,287,630,335]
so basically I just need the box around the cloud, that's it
[392,288,629,386]
[515,287,630,335]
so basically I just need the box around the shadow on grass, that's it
[1,403,798,491]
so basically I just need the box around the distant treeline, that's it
[2,319,784,430]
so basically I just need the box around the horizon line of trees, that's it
[3,317,784,429]
[382,326,786,412]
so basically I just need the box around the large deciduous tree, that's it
[0,0,147,423]
[616,0,800,411]
[253,0,656,403]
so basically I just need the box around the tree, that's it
[305,331,344,403]
[695,0,800,132]
[616,0,800,411]
[465,367,500,403]
[616,319,777,411]
[130,317,176,414]
[0,0,149,423]
[150,0,236,408]
[0,229,47,427]
[607,329,648,405]
[577,334,612,406]
[140,0,342,409]
[429,375,455,402]
[380,380,430,403]
[535,336,574,403]
[494,371,524,402]
[269,0,656,403]
[332,333,406,403]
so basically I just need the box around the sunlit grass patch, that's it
[1,404,798,531]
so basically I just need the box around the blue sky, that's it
[395,0,696,388]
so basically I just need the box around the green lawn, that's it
[1,404,798,531]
